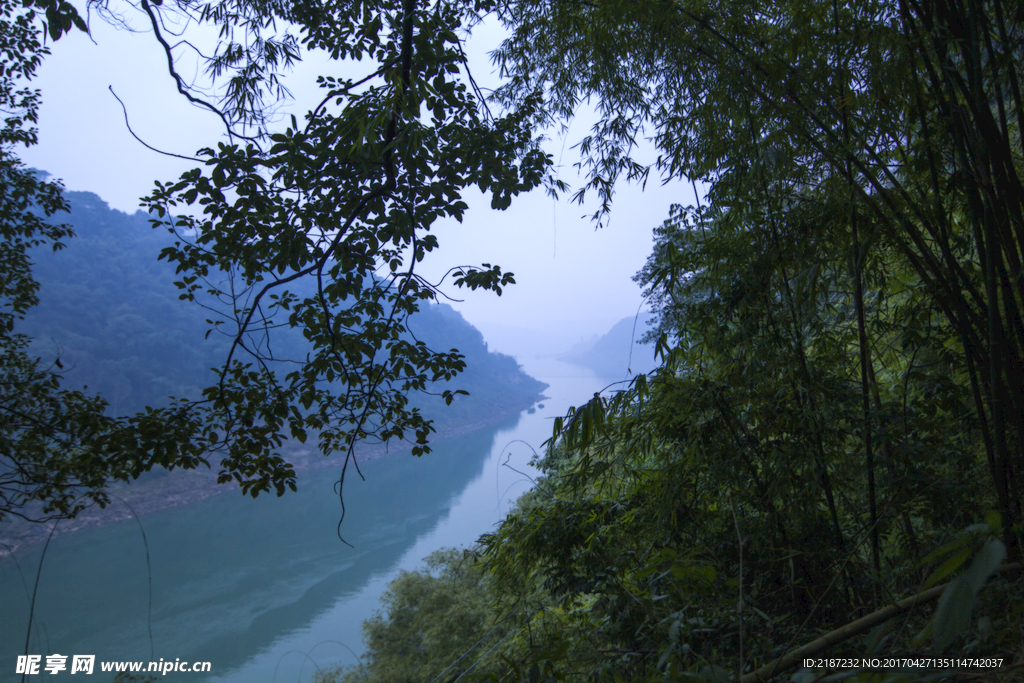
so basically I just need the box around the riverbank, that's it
[0,390,547,559]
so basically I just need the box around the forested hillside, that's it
[17,188,546,433]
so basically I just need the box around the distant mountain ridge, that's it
[559,315,659,379]
[19,188,546,433]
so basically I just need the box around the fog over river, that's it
[1,356,627,682]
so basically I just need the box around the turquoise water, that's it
[1,358,617,682]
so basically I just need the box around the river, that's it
[1,357,624,682]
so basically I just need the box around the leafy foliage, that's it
[135,0,556,516]
[491,0,1024,550]
[2,0,556,524]
[314,549,509,683]
[326,0,1024,680]
[463,0,1024,678]
[7,0,1024,675]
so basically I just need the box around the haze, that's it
[20,15,694,359]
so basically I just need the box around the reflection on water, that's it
[0,358,614,682]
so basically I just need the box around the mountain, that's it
[17,188,546,434]
[559,315,659,379]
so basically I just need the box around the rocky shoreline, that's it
[0,393,547,559]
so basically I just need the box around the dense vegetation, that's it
[4,0,1024,678]
[314,549,510,683]
[311,0,1024,681]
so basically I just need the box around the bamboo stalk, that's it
[740,564,1021,683]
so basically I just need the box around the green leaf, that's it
[961,539,1006,594]
[921,544,973,590]
[699,665,732,683]
[863,619,894,655]
[932,577,974,651]
[985,510,1002,532]
[927,539,1004,651]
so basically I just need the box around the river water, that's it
[1,357,623,682]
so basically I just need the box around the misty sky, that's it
[20,12,696,360]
